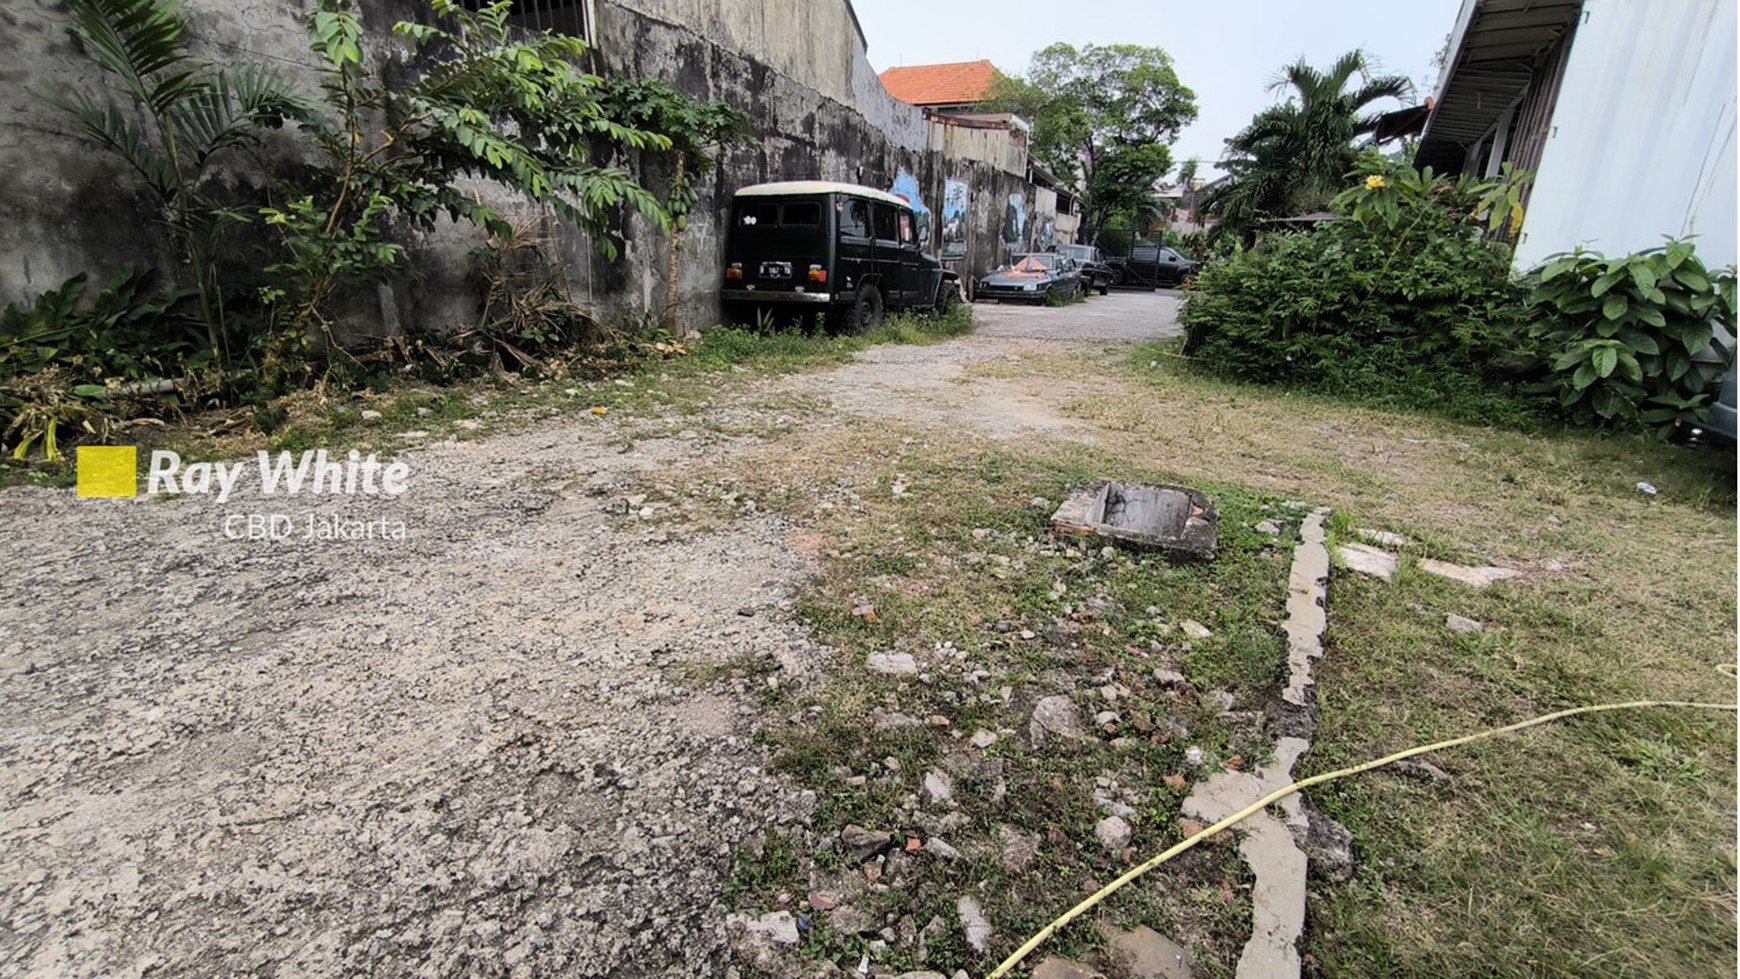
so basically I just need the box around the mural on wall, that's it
[889,168,931,247]
[1036,215,1056,251]
[1002,192,1028,262]
[941,179,969,257]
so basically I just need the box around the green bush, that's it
[1523,242,1735,433]
[0,267,203,459]
[1179,161,1537,425]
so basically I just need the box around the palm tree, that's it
[1205,50,1411,240]
[35,0,309,369]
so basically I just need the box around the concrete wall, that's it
[2,0,1038,336]
[1515,0,1737,269]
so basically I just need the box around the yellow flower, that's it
[1365,174,1387,191]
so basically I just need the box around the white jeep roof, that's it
[734,181,911,209]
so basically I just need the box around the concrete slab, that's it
[1283,510,1331,710]
[1418,558,1520,588]
[1051,481,1218,559]
[1335,542,1397,581]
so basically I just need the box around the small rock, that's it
[1106,925,1197,979]
[1635,481,1658,497]
[1446,613,1483,634]
[829,905,875,935]
[923,837,960,860]
[867,652,919,676]
[730,910,799,945]
[1183,746,1205,767]
[969,729,998,749]
[1033,959,1101,979]
[456,419,482,431]
[840,825,894,859]
[999,824,1040,871]
[1355,527,1412,548]
[1029,695,1088,746]
[1153,668,1187,687]
[359,409,382,421]
[626,493,648,507]
[922,770,954,806]
[1179,620,1212,640]
[398,430,429,439]
[956,897,993,953]
[1254,520,1281,535]
[1028,496,1052,510]
[1094,815,1132,852]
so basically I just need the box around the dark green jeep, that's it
[722,181,960,332]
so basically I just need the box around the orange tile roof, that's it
[879,60,1001,107]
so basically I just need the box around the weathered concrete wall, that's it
[3,0,1038,337]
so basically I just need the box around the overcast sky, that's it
[852,0,1463,179]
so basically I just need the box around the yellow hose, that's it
[987,696,1739,979]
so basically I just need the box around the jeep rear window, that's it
[736,202,778,227]
[782,202,822,226]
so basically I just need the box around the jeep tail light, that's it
[725,263,742,280]
[808,264,826,283]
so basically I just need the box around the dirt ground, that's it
[0,292,1183,978]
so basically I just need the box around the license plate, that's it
[759,261,792,279]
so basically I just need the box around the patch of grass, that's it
[691,428,1296,976]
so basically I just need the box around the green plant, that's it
[260,0,688,366]
[35,0,310,371]
[0,368,116,462]
[1179,162,1536,426]
[1203,50,1412,242]
[1523,241,1736,432]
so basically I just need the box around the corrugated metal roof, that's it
[1417,0,1584,172]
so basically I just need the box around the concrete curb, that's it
[1182,507,1332,979]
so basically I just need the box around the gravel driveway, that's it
[0,292,1181,978]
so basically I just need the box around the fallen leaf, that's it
[1179,818,1206,837]
[1162,773,1187,790]
[590,406,609,416]
[1218,880,1235,902]
[1223,755,1244,771]
[905,837,922,852]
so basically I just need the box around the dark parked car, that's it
[1705,364,1737,442]
[1108,243,1200,289]
[722,181,960,333]
[975,253,1082,303]
[1054,243,1113,295]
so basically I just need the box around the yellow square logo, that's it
[77,445,138,499]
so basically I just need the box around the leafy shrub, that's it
[0,267,203,459]
[1523,241,1735,433]
[1179,161,1537,425]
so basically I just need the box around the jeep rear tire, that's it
[846,285,884,334]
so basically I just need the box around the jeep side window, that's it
[897,212,914,246]
[840,199,870,237]
[871,204,898,242]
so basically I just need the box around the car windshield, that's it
[1012,255,1058,272]
[1057,245,1090,260]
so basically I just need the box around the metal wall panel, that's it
[1515,0,1737,268]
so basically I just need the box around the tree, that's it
[987,43,1196,237]
[36,0,310,372]
[1204,50,1411,241]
